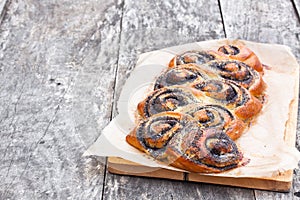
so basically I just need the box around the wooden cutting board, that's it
[108,157,293,192]
[108,61,299,192]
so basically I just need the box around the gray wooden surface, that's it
[0,0,299,199]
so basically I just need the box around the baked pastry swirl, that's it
[156,61,265,97]
[177,103,246,140]
[154,64,207,90]
[139,80,262,121]
[214,44,263,72]
[201,60,265,96]
[168,44,263,73]
[127,43,266,173]
[192,79,263,120]
[137,86,200,119]
[126,111,244,173]
[168,50,216,68]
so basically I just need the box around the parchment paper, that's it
[84,39,300,178]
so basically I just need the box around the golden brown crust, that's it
[248,75,266,97]
[200,61,265,97]
[126,128,145,152]
[191,79,263,121]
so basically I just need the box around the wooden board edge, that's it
[187,170,293,192]
[107,157,185,181]
[107,157,293,191]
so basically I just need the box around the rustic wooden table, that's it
[1,0,300,199]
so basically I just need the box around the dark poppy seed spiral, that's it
[137,115,182,150]
[218,45,240,55]
[141,87,199,118]
[176,129,242,169]
[209,61,256,87]
[193,80,239,104]
[154,65,207,90]
[176,51,216,66]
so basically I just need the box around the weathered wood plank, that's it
[0,0,123,199]
[104,0,255,199]
[293,0,300,22]
[104,174,255,200]
[220,0,300,60]
[220,0,300,199]
[1,0,299,199]
[0,0,9,23]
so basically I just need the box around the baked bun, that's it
[126,111,244,173]
[200,60,266,97]
[168,43,263,73]
[215,44,263,72]
[137,86,200,119]
[176,103,246,140]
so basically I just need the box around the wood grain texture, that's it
[0,0,123,199]
[108,157,294,192]
[220,0,300,60]
[104,173,255,200]
[0,0,9,23]
[220,0,300,199]
[0,0,299,199]
[293,0,300,21]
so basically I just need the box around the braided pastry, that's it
[127,43,266,173]
[126,112,244,173]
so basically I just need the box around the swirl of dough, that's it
[137,86,200,118]
[216,44,263,72]
[185,129,242,169]
[177,103,246,140]
[127,112,202,160]
[193,79,239,103]
[202,61,265,96]
[126,112,244,173]
[154,64,208,90]
[218,45,240,55]
[168,51,216,68]
[192,79,263,121]
[166,128,243,172]
[140,114,182,149]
